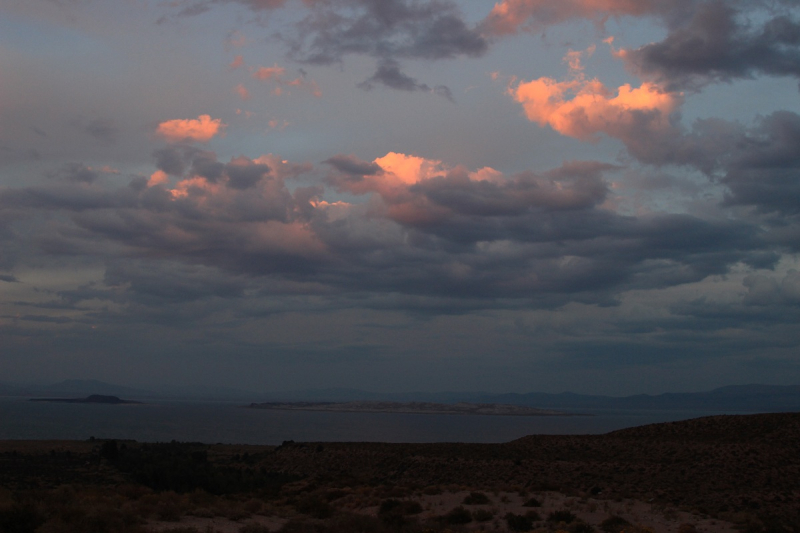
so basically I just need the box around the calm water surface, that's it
[0,397,742,445]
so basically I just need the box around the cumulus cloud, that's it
[511,77,680,141]
[155,115,227,143]
[508,46,683,154]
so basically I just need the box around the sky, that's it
[1,0,799,396]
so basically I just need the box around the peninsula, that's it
[30,394,142,404]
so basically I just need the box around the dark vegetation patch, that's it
[600,515,631,533]
[105,440,296,495]
[505,512,533,532]
[548,509,577,523]
[522,497,541,507]
[462,491,490,505]
[440,506,472,525]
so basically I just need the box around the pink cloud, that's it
[148,170,169,188]
[235,83,251,101]
[252,64,322,97]
[252,64,286,81]
[229,55,244,70]
[509,73,681,144]
[155,115,227,143]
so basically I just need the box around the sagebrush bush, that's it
[462,492,490,505]
[505,512,533,532]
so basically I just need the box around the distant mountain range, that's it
[1,380,799,412]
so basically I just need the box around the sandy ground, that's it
[146,489,738,533]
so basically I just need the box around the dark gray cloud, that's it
[284,0,487,92]
[625,2,800,91]
[48,163,99,184]
[323,154,382,176]
[83,118,119,143]
[720,111,800,216]
[285,0,487,64]
[357,59,454,100]
[633,110,800,223]
[153,146,193,176]
[0,274,18,283]
[170,0,486,93]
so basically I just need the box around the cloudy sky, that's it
[1,0,799,395]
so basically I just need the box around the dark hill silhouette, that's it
[30,394,141,404]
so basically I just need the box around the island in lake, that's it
[248,400,576,416]
[30,394,142,404]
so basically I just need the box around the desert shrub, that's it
[294,494,333,519]
[378,498,423,526]
[240,524,272,533]
[524,510,540,521]
[324,490,348,502]
[243,499,264,514]
[522,497,541,507]
[443,506,472,525]
[421,486,441,496]
[570,522,595,533]
[325,513,389,533]
[548,510,577,524]
[278,518,320,533]
[505,512,533,532]
[472,509,495,522]
[112,442,295,495]
[677,525,697,533]
[280,513,387,533]
[600,516,630,533]
[379,499,422,516]
[462,492,490,505]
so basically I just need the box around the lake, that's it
[0,396,749,444]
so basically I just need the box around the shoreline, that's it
[247,400,585,417]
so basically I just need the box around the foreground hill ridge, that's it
[2,412,798,532]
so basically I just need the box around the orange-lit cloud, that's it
[251,64,322,97]
[225,31,246,50]
[235,83,251,100]
[509,68,681,143]
[229,55,244,70]
[482,0,659,35]
[252,64,285,81]
[268,119,290,130]
[326,152,610,226]
[148,170,169,187]
[156,115,226,143]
